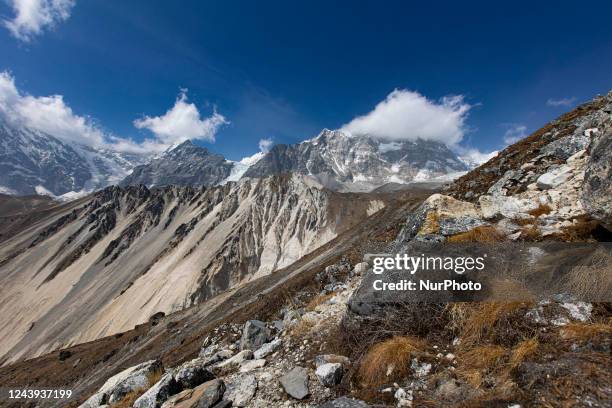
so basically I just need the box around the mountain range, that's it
[0,121,474,197]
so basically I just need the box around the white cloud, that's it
[503,124,528,144]
[0,71,228,154]
[258,137,273,153]
[546,97,576,107]
[133,90,228,145]
[0,71,107,146]
[3,0,75,42]
[455,146,498,167]
[341,89,471,145]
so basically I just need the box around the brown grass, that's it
[557,218,600,241]
[358,336,427,387]
[527,203,552,218]
[305,292,335,312]
[519,225,541,241]
[559,322,612,341]
[459,345,506,370]
[447,226,505,243]
[453,302,525,348]
[111,389,145,407]
[509,337,538,369]
[111,368,162,407]
[289,317,315,338]
[147,368,163,386]
[513,217,535,226]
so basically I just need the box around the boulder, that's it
[79,360,162,407]
[134,371,180,408]
[315,363,343,387]
[174,358,215,389]
[279,366,309,400]
[536,164,573,190]
[239,359,266,373]
[164,379,225,408]
[240,320,270,351]
[253,338,282,359]
[582,125,612,230]
[352,262,369,275]
[313,354,351,369]
[212,350,253,374]
[224,374,257,407]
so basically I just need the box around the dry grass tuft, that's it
[509,337,538,368]
[305,292,335,312]
[147,368,163,386]
[527,203,552,218]
[111,368,162,407]
[513,217,535,226]
[557,218,600,241]
[111,389,146,408]
[447,226,505,243]
[358,336,427,387]
[559,322,612,341]
[519,225,541,241]
[459,345,506,370]
[454,302,531,347]
[289,317,315,338]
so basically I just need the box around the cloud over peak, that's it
[133,90,228,145]
[0,72,229,154]
[340,89,472,146]
[3,0,75,42]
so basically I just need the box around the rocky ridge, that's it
[120,141,234,188]
[244,130,469,192]
[0,174,386,365]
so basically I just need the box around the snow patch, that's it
[0,185,17,195]
[378,141,403,153]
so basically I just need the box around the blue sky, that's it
[1,0,611,161]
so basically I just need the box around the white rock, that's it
[353,262,370,275]
[315,363,343,387]
[225,374,257,407]
[536,165,573,190]
[253,338,282,359]
[240,359,266,373]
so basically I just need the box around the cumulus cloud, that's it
[341,89,471,146]
[455,146,498,167]
[133,90,228,145]
[258,137,273,153]
[503,124,528,144]
[546,97,576,107]
[3,0,75,42]
[0,72,227,154]
[0,71,107,146]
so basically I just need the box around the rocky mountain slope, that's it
[0,93,610,408]
[0,121,149,197]
[120,141,234,188]
[0,174,388,365]
[244,130,469,192]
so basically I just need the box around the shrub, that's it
[527,203,552,217]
